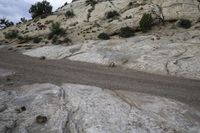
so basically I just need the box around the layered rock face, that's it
[0,83,200,133]
[152,0,199,20]
[53,0,200,41]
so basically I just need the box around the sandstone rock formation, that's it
[24,29,200,80]
[0,0,199,43]
[0,1,200,132]
[0,83,200,133]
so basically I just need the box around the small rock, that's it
[5,82,14,86]
[109,62,116,68]
[40,56,46,60]
[15,106,26,113]
[15,109,21,113]
[36,115,48,124]
[139,7,143,10]
[156,37,160,40]
[6,77,11,82]
[25,47,32,50]
[0,104,7,112]
[8,47,13,51]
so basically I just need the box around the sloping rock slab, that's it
[0,83,199,133]
[23,45,82,59]
[0,68,14,77]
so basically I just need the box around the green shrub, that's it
[119,27,135,38]
[52,37,71,45]
[48,34,53,40]
[20,17,27,23]
[33,37,42,43]
[105,11,119,19]
[63,37,71,43]
[40,14,47,19]
[65,10,75,18]
[98,33,110,40]
[29,0,52,19]
[0,18,14,28]
[72,0,79,2]
[49,22,65,39]
[51,35,59,44]
[17,36,24,40]
[17,35,32,43]
[176,19,191,29]
[4,30,19,39]
[139,13,153,32]
[64,2,68,6]
[23,35,32,42]
[85,0,97,6]
[128,2,133,7]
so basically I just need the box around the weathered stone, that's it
[40,56,46,60]
[0,68,14,77]
[0,104,7,112]
[0,83,199,132]
[36,116,48,124]
[24,30,200,80]
[108,62,116,67]
[0,0,199,42]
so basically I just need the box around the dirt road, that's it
[0,47,200,110]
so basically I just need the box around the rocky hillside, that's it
[0,0,199,44]
[1,1,200,132]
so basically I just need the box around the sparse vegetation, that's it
[98,33,110,40]
[0,18,14,29]
[33,37,42,43]
[65,10,75,18]
[105,11,119,19]
[139,13,153,32]
[176,19,191,29]
[51,35,59,44]
[128,2,133,7]
[45,20,53,25]
[49,22,65,39]
[72,0,79,2]
[29,0,52,19]
[17,35,32,43]
[85,0,97,6]
[63,37,71,44]
[40,14,48,19]
[51,36,71,45]
[4,30,19,39]
[64,2,68,6]
[119,27,135,38]
[17,36,24,40]
[20,17,27,23]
